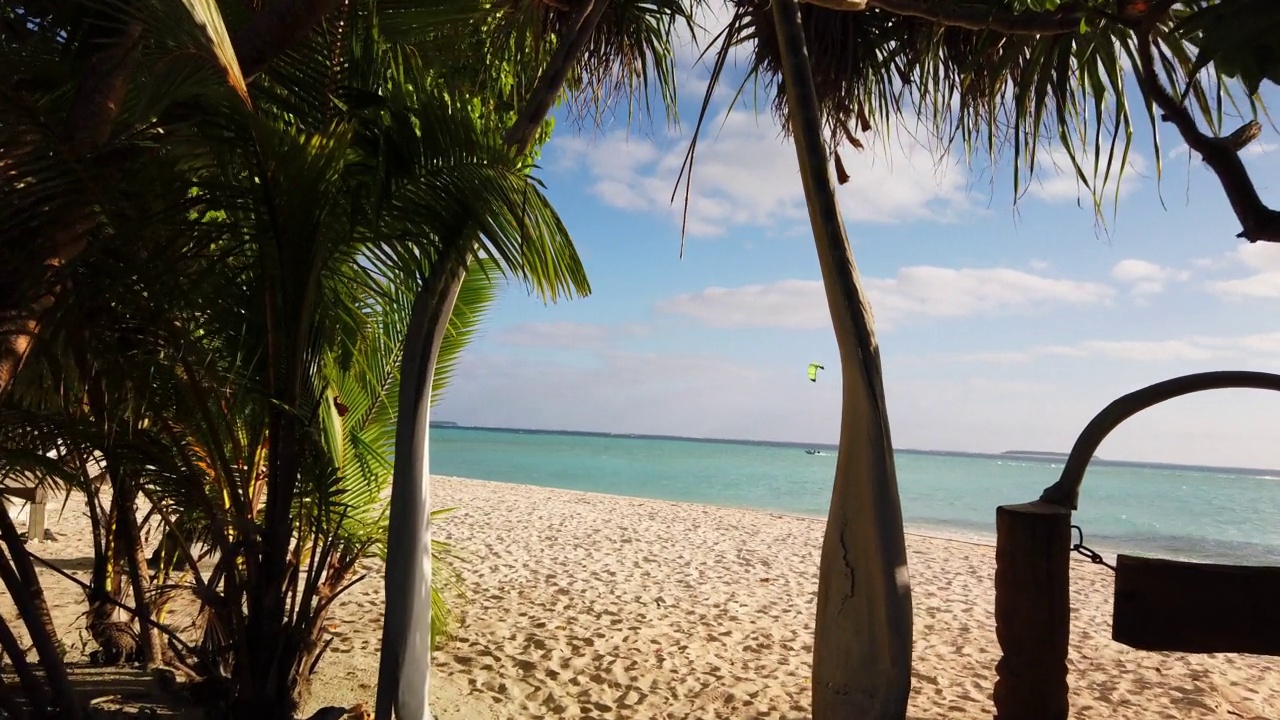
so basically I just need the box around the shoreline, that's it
[429,476,1182,565]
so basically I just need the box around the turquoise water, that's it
[431,427,1280,565]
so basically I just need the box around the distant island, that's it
[430,420,459,428]
[1001,450,1102,461]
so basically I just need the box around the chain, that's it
[1070,525,1115,572]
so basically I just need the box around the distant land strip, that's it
[429,423,1280,478]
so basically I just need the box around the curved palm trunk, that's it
[375,4,611,718]
[376,255,467,720]
[769,1,913,717]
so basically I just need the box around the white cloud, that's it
[656,280,828,330]
[1244,141,1278,157]
[1110,259,1191,299]
[656,266,1114,331]
[1205,243,1280,299]
[1211,274,1280,299]
[954,332,1280,365]
[552,109,973,237]
[496,322,647,349]
[1026,145,1147,204]
[865,267,1114,328]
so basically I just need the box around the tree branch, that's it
[503,0,614,153]
[1135,36,1280,243]
[798,0,1088,35]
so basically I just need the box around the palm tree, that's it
[372,2,692,718]
[691,0,1257,716]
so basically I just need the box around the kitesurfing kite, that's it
[807,362,824,382]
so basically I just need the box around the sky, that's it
[434,16,1280,470]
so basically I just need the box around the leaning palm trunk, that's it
[769,0,912,717]
[0,610,49,718]
[0,503,80,719]
[375,4,611,719]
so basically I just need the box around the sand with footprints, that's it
[5,475,1279,718]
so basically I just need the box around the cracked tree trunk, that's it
[769,0,913,717]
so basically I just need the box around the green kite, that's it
[807,362,825,382]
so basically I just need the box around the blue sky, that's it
[436,21,1280,469]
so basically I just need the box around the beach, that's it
[6,475,1280,719]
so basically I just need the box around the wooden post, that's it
[993,501,1071,720]
[28,487,46,543]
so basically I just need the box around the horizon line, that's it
[431,422,1280,477]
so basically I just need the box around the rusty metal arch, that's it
[993,370,1280,720]
[1038,370,1280,511]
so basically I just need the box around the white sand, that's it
[5,477,1279,719]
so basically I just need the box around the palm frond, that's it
[435,259,502,401]
[694,0,1254,215]
[178,0,252,105]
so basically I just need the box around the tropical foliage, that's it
[691,0,1274,231]
[0,0,589,718]
[3,0,1277,719]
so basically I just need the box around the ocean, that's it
[430,427,1280,565]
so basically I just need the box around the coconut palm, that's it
[690,0,1260,716]
[371,2,693,718]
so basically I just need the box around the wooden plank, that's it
[0,484,47,542]
[993,501,1072,720]
[0,485,40,502]
[1112,554,1280,656]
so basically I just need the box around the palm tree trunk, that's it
[503,0,614,149]
[0,17,141,401]
[115,474,165,667]
[0,503,80,719]
[0,609,52,717]
[375,5,612,718]
[234,0,345,80]
[376,253,467,720]
[769,0,912,717]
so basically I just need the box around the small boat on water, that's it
[805,448,822,455]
